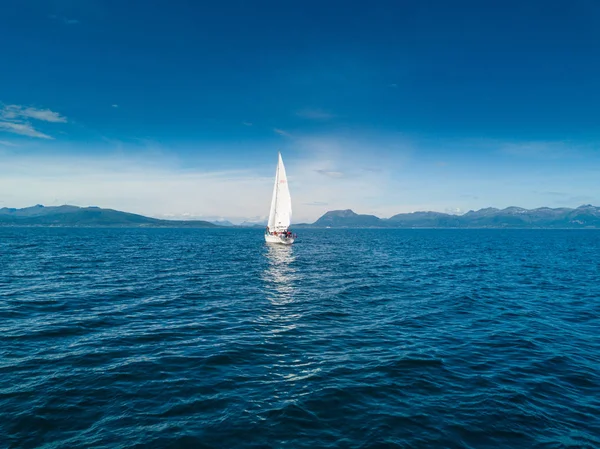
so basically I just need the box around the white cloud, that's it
[242,121,252,126]
[494,140,591,159]
[303,201,328,206]
[112,104,119,108]
[2,105,67,123]
[274,128,292,137]
[0,104,67,140]
[296,109,336,120]
[0,121,53,139]
[315,169,344,178]
[0,140,18,147]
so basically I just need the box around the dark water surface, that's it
[1,228,599,448]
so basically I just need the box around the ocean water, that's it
[1,228,599,448]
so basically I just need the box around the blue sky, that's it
[1,0,599,222]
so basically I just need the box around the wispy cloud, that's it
[315,169,344,178]
[274,128,292,138]
[0,140,18,147]
[540,191,568,197]
[0,121,53,139]
[303,201,329,206]
[548,194,595,206]
[389,83,398,88]
[500,141,584,159]
[2,105,67,123]
[534,191,594,205]
[444,207,463,215]
[112,104,119,108]
[49,14,79,25]
[565,195,594,204]
[296,109,336,120]
[242,121,252,126]
[0,104,66,139]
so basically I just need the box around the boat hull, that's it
[264,234,295,245]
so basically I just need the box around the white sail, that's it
[267,152,292,231]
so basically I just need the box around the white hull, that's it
[265,234,295,245]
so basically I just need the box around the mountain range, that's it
[0,205,216,227]
[2,204,600,228]
[305,205,600,228]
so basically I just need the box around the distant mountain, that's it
[313,209,383,227]
[211,220,235,227]
[309,205,600,228]
[388,211,462,227]
[239,219,268,227]
[0,205,217,228]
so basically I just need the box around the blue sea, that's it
[1,228,599,448]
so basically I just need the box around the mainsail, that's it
[267,152,292,231]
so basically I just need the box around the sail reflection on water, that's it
[263,244,297,304]
[261,243,321,388]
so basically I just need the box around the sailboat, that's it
[265,152,296,245]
